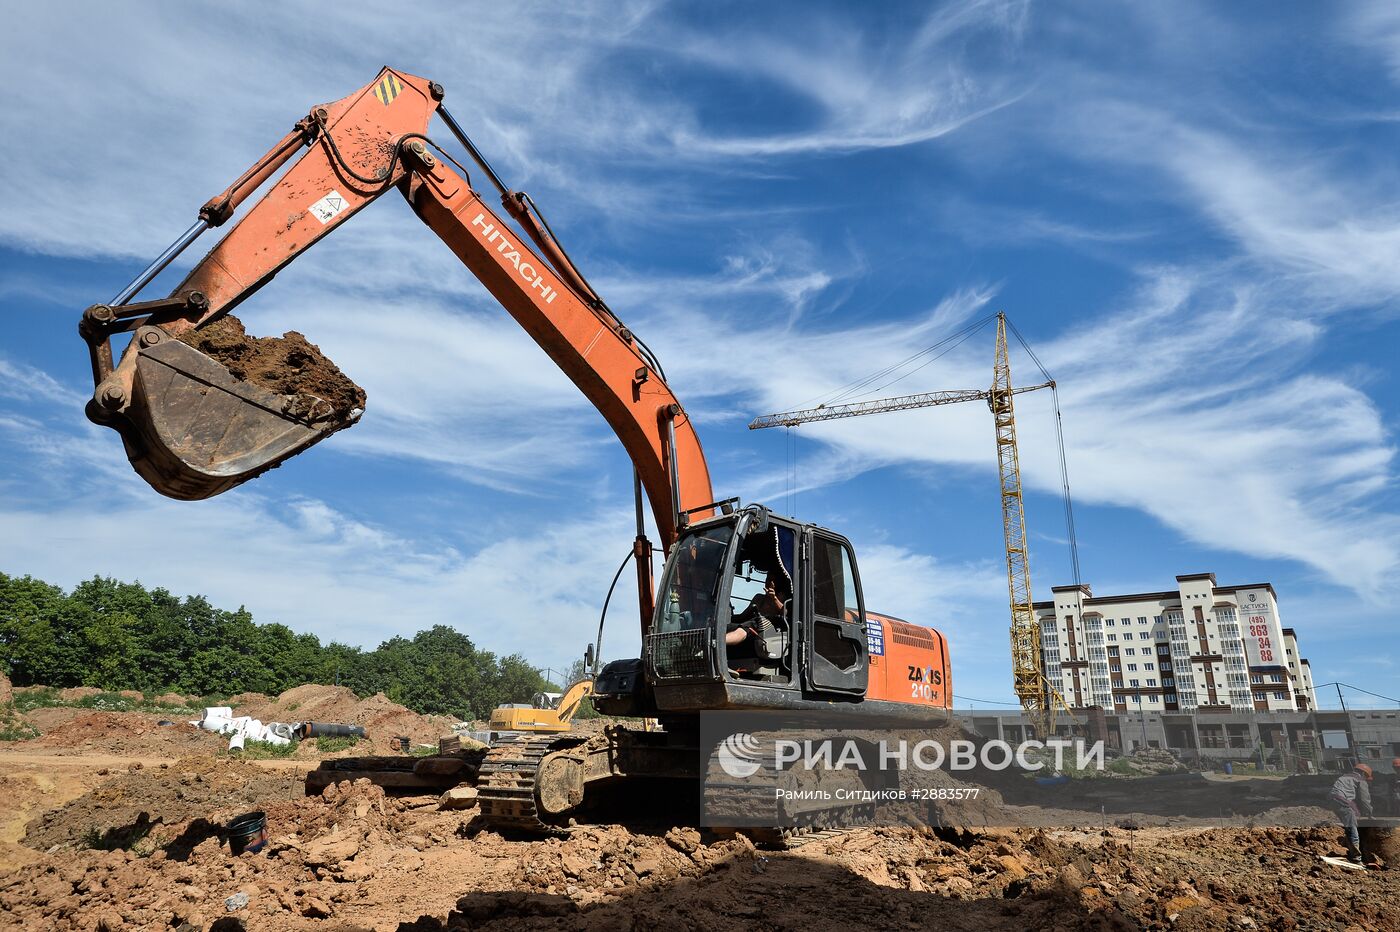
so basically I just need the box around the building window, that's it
[1147,679,1157,687]
[1165,693,1177,703]
[1144,662,1155,671]
[1138,617,1148,625]
[1107,634,1117,642]
[1105,619,1114,627]
[1127,663,1138,672]
[1273,691,1287,701]
[1125,648,1136,656]
[1129,679,1140,688]
[1269,674,1283,683]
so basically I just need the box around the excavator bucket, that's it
[96,326,362,500]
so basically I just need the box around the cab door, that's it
[802,531,868,696]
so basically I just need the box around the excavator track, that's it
[476,734,586,833]
[703,735,881,849]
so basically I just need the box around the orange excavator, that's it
[79,68,953,832]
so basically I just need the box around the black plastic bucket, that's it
[226,811,267,855]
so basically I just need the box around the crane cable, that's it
[1003,318,1082,589]
[798,312,1000,410]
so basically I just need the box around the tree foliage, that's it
[0,572,554,720]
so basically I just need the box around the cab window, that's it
[812,537,861,670]
[656,524,733,633]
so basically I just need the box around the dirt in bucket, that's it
[177,314,366,419]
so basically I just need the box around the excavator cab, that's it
[643,506,870,710]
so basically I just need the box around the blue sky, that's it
[2,1,1398,707]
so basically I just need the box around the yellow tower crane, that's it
[750,312,1076,739]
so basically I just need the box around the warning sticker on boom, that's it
[308,191,349,225]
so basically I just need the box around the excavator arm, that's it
[80,68,717,631]
[80,67,714,550]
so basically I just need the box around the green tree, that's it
[80,610,141,689]
[0,570,581,719]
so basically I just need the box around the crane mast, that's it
[750,311,1072,738]
[989,315,1062,740]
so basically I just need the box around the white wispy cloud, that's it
[654,2,1029,158]
[623,266,1400,598]
[0,356,86,407]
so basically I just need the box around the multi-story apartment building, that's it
[1282,628,1316,710]
[1034,573,1309,714]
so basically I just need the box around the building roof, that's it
[1037,578,1279,611]
[1083,590,1181,606]
[1176,572,1217,584]
[1218,583,1278,598]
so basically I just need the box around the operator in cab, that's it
[726,573,789,668]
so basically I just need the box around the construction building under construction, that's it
[1036,573,1316,714]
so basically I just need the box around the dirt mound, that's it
[3,754,1395,932]
[177,314,365,418]
[416,823,1398,931]
[31,711,226,756]
[0,672,11,706]
[20,706,90,733]
[23,755,301,853]
[152,692,193,707]
[231,685,455,752]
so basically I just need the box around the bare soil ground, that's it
[0,742,1392,931]
[30,712,230,757]
[1,687,1392,930]
[177,314,365,418]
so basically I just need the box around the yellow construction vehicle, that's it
[488,679,593,740]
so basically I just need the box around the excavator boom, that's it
[80,68,714,552]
